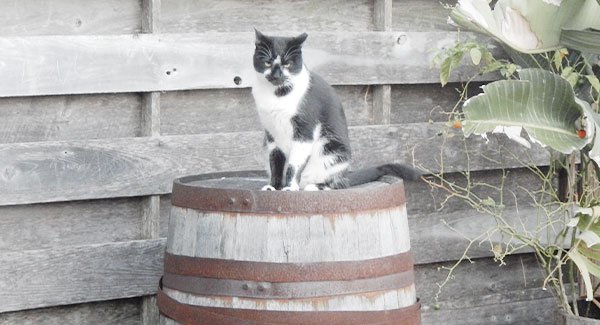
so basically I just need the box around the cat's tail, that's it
[345,163,422,187]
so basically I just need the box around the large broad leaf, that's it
[561,29,600,55]
[462,68,594,154]
[451,0,600,53]
[569,248,600,301]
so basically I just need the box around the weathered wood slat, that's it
[422,296,555,324]
[417,254,555,324]
[0,198,143,252]
[160,0,374,33]
[0,239,554,323]
[0,167,540,253]
[0,239,165,313]
[161,86,372,135]
[161,82,478,135]
[0,0,141,36]
[0,94,141,144]
[410,205,558,264]
[0,123,549,206]
[393,0,458,32]
[0,298,141,325]
[0,31,496,97]
[0,82,477,144]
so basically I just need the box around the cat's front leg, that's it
[262,133,287,191]
[281,141,312,191]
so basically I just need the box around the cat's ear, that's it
[291,32,308,46]
[254,28,268,45]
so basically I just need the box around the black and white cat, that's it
[251,30,420,191]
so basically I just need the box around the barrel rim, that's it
[171,170,406,214]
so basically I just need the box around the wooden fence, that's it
[0,0,554,324]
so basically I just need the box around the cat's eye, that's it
[264,62,272,67]
[283,63,292,68]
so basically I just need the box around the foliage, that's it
[432,0,600,317]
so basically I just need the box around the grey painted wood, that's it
[0,31,497,97]
[142,0,161,34]
[160,85,371,135]
[374,0,393,31]
[0,94,141,144]
[160,82,478,134]
[422,296,555,324]
[405,167,544,216]
[372,85,392,124]
[391,82,484,123]
[0,0,141,36]
[160,0,374,33]
[372,0,393,126]
[0,198,143,252]
[411,205,553,264]
[0,239,165,313]
[0,238,555,322]
[141,92,161,137]
[0,123,549,206]
[393,0,458,32]
[0,298,141,325]
[417,254,555,324]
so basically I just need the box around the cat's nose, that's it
[272,66,283,79]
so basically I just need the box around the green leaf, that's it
[440,51,466,86]
[561,29,600,55]
[587,75,600,93]
[462,68,592,154]
[470,47,482,65]
[569,249,597,300]
[451,0,588,53]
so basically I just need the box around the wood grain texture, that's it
[160,85,371,135]
[374,0,393,31]
[405,167,544,216]
[422,296,555,324]
[417,254,555,324]
[393,0,458,32]
[0,31,497,97]
[410,205,560,264]
[0,123,549,206]
[167,206,411,262]
[0,298,141,325]
[160,0,374,33]
[372,85,392,124]
[0,198,143,252]
[0,94,141,144]
[141,92,161,137]
[0,239,165,313]
[0,0,141,36]
[391,82,485,124]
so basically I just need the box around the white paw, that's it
[282,184,300,191]
[261,185,276,191]
[303,184,320,191]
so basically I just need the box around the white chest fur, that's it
[251,67,310,153]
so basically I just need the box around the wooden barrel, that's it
[158,171,420,325]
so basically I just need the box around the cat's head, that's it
[253,29,308,86]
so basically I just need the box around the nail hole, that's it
[166,71,171,75]
[233,76,242,85]
[397,34,407,45]
[173,68,177,72]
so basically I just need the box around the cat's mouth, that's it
[266,75,287,86]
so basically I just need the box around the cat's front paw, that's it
[281,184,300,191]
[303,184,320,191]
[261,185,276,191]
